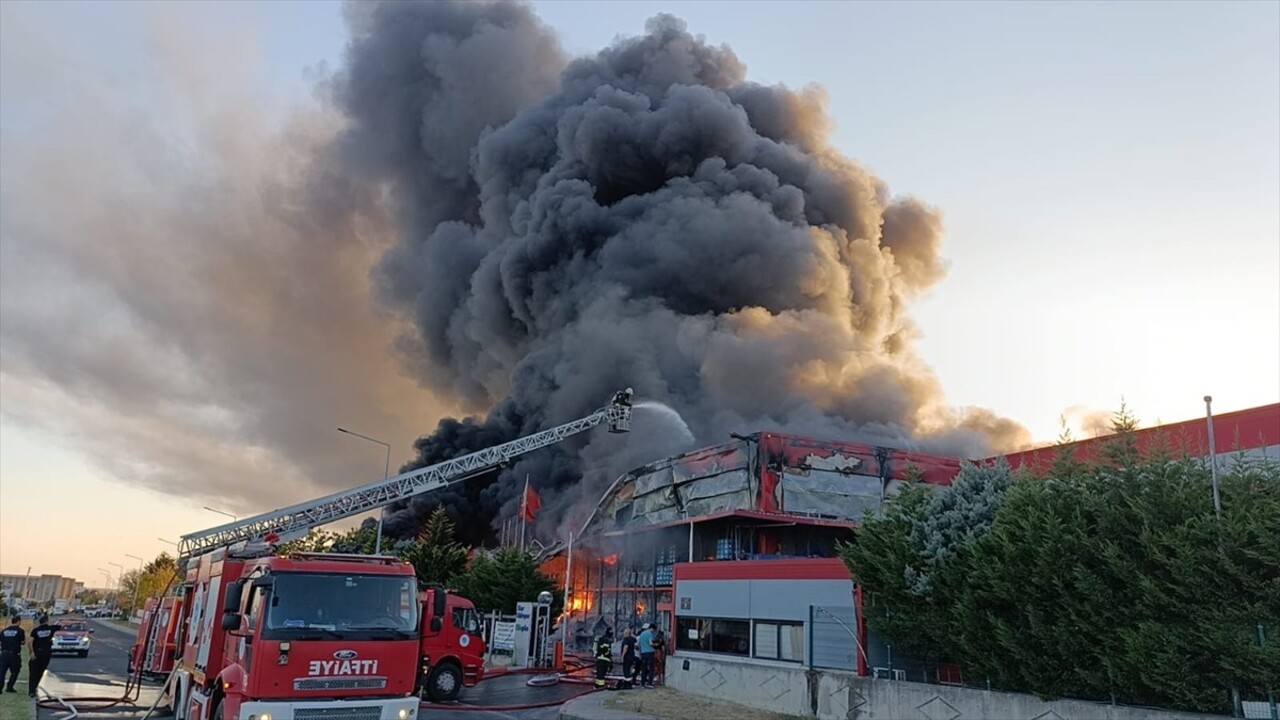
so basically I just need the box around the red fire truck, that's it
[138,390,632,720]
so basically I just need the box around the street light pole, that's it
[108,562,125,615]
[125,554,145,618]
[1204,396,1222,522]
[337,427,391,555]
[203,506,238,522]
[96,569,112,613]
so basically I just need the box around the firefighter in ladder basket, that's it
[594,627,614,687]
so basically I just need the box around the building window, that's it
[675,617,749,656]
[753,621,804,663]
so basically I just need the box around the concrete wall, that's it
[665,652,1226,720]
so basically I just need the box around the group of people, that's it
[594,623,665,689]
[0,615,59,697]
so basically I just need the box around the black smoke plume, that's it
[329,1,1030,542]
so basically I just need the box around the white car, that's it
[51,620,93,657]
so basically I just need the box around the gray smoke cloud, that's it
[1,1,1029,541]
[0,3,459,514]
[328,2,1031,542]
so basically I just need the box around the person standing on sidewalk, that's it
[0,616,24,692]
[637,623,657,688]
[620,628,638,683]
[28,615,57,698]
[652,626,666,686]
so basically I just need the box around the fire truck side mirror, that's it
[223,579,246,614]
[221,612,242,632]
[220,578,246,632]
[433,589,448,620]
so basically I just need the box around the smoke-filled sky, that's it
[2,1,1277,581]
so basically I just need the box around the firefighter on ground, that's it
[1,616,24,693]
[594,627,614,688]
[29,614,57,698]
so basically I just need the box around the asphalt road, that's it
[32,619,582,720]
[43,619,134,687]
[37,618,160,719]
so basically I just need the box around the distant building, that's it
[0,573,82,604]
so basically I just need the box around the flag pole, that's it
[562,531,574,650]
[521,474,529,551]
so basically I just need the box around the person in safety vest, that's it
[594,627,614,687]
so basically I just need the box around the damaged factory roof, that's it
[599,508,859,537]
[583,431,964,536]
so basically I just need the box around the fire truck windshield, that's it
[263,573,419,640]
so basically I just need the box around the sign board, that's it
[513,602,534,667]
[491,621,516,651]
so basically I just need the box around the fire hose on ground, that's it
[36,574,181,716]
[33,647,147,714]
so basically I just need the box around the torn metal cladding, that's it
[584,433,964,536]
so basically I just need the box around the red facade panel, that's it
[674,558,851,582]
[759,433,963,491]
[998,403,1280,474]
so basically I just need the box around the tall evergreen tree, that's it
[840,413,1280,715]
[396,508,469,585]
[451,548,559,614]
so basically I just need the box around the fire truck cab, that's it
[169,550,423,720]
[416,587,486,702]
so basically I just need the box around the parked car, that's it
[52,620,93,657]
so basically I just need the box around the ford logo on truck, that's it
[334,650,357,660]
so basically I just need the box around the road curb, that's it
[91,619,137,636]
[558,691,657,720]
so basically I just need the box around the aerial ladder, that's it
[177,388,634,560]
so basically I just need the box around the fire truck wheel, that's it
[425,662,462,702]
[212,701,224,720]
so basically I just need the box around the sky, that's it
[1,0,1277,585]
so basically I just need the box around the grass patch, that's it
[0,663,31,719]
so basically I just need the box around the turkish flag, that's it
[521,483,542,523]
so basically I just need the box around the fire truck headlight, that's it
[259,713,272,720]
[398,708,413,719]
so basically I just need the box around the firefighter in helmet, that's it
[594,627,614,687]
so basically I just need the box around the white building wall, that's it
[677,578,854,622]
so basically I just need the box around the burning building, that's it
[546,402,1279,680]
[546,431,964,676]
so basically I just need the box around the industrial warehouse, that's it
[543,402,1280,684]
